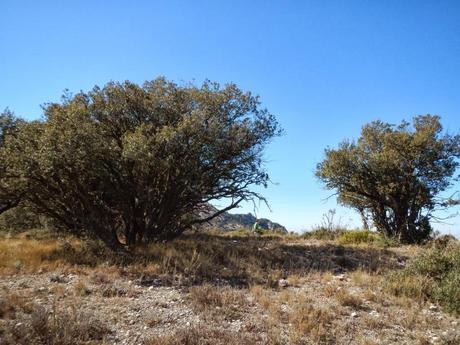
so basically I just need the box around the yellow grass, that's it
[0,237,64,274]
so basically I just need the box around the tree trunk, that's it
[358,207,369,230]
[98,228,126,253]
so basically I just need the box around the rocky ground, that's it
[0,233,459,344]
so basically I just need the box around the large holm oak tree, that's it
[0,78,281,250]
[316,115,460,243]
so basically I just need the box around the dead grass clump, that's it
[73,280,91,296]
[362,289,381,303]
[145,323,262,345]
[349,270,380,288]
[0,290,34,319]
[323,283,339,297]
[0,299,109,345]
[289,301,335,344]
[336,288,363,309]
[101,280,131,297]
[250,285,273,310]
[188,284,247,320]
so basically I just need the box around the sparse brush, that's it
[384,242,460,315]
[145,323,262,345]
[188,284,247,321]
[335,288,363,309]
[303,227,345,241]
[289,300,335,344]
[0,297,109,345]
[337,230,381,245]
[73,280,91,296]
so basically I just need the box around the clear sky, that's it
[1,0,459,236]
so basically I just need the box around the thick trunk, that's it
[357,207,369,230]
[98,228,126,253]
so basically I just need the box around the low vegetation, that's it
[1,229,459,344]
[0,290,109,345]
[385,237,460,315]
[0,230,402,285]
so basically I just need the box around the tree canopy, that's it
[0,78,281,249]
[316,115,460,243]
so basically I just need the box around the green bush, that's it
[0,205,44,234]
[435,269,460,315]
[303,227,345,241]
[384,240,460,315]
[336,230,381,245]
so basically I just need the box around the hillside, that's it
[205,206,287,233]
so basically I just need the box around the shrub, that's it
[303,227,345,241]
[384,241,460,315]
[337,230,381,245]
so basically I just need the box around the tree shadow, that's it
[132,234,406,288]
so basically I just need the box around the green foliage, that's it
[384,240,460,315]
[303,208,348,240]
[0,78,281,249]
[0,205,49,234]
[303,227,344,241]
[316,115,460,243]
[336,230,381,245]
[0,110,26,215]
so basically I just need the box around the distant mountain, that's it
[202,205,287,233]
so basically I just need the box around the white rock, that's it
[429,304,438,311]
[350,312,358,318]
[369,310,379,317]
[278,279,289,288]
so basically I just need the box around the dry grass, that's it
[0,237,64,274]
[249,285,343,344]
[145,323,263,345]
[335,288,364,309]
[188,284,247,321]
[0,289,109,345]
[0,291,34,318]
[289,300,335,344]
[1,231,458,344]
[0,230,402,280]
[73,279,91,296]
[0,232,403,289]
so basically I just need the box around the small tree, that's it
[0,78,281,249]
[316,115,460,243]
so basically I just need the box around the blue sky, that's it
[1,1,459,235]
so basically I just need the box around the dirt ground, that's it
[1,234,459,344]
